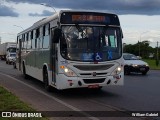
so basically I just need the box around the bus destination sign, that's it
[72,15,105,22]
[60,12,120,25]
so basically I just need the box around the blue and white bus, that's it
[16,10,124,91]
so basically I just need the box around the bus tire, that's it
[13,62,16,69]
[43,68,52,92]
[23,63,28,79]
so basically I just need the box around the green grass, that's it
[0,86,48,120]
[143,59,160,70]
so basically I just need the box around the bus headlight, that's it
[60,65,77,77]
[111,66,122,75]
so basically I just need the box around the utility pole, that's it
[156,41,159,66]
[138,40,140,56]
[0,37,1,44]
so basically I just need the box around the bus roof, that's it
[18,10,120,35]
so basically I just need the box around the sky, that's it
[0,0,160,47]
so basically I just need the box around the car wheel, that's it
[142,72,147,75]
[124,66,130,75]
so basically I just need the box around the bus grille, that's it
[73,64,114,71]
[80,72,107,77]
[83,78,105,84]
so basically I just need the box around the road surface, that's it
[0,60,159,120]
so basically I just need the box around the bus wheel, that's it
[43,69,52,92]
[23,63,28,79]
[13,62,16,69]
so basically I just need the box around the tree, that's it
[123,41,154,59]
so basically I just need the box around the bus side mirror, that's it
[52,28,62,43]
[121,28,123,38]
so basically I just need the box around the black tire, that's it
[142,72,147,75]
[43,69,52,92]
[13,62,16,69]
[124,66,130,75]
[6,61,8,64]
[23,63,28,79]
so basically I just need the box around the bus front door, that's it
[51,28,57,85]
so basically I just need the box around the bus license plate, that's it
[140,68,145,71]
[88,84,99,88]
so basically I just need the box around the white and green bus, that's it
[16,10,124,91]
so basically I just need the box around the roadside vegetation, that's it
[143,59,160,70]
[0,86,48,120]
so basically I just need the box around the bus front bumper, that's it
[56,73,124,90]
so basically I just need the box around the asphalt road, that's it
[0,60,160,120]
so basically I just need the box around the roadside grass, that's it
[0,86,48,120]
[143,59,160,70]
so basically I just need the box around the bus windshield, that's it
[60,25,122,62]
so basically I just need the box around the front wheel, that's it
[43,69,52,92]
[23,63,28,79]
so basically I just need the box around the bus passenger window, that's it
[43,26,45,36]
[32,39,35,49]
[43,37,49,48]
[36,28,40,38]
[43,24,50,49]
[33,30,36,39]
[31,31,33,39]
[27,40,31,50]
[45,24,50,36]
[38,27,43,49]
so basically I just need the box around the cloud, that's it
[28,10,53,16]
[0,5,19,17]
[8,0,160,15]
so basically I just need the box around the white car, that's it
[6,53,16,64]
[123,53,149,75]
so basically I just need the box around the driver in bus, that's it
[85,27,97,49]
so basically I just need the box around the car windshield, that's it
[60,25,122,62]
[123,54,139,60]
[10,54,16,57]
[8,48,16,52]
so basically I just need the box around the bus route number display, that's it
[60,12,120,25]
[72,15,105,22]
